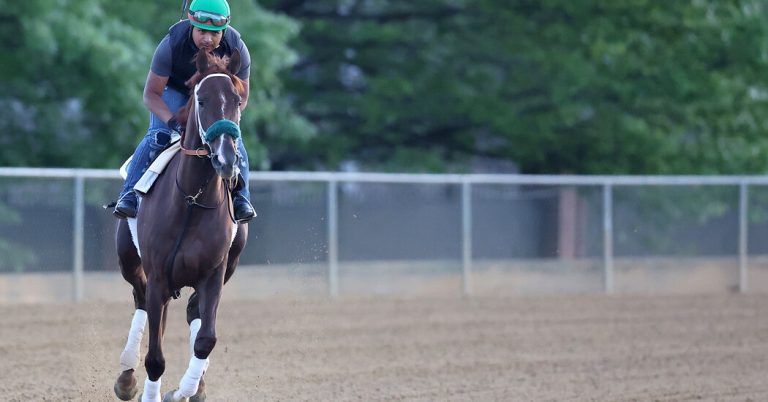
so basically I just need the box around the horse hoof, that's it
[163,389,188,402]
[113,369,138,401]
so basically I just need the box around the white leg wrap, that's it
[142,377,161,402]
[189,318,202,358]
[120,309,147,371]
[174,356,209,399]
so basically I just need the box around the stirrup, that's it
[233,196,255,222]
[114,193,138,219]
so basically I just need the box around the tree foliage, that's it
[0,0,151,167]
[2,1,768,175]
[0,0,300,169]
[263,0,768,174]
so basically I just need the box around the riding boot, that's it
[233,139,255,222]
[114,130,172,219]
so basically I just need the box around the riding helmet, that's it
[188,0,231,31]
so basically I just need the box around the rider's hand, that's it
[167,117,185,134]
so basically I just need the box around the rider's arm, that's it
[235,38,251,111]
[240,80,249,111]
[143,72,174,124]
[144,35,175,125]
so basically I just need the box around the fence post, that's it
[461,180,473,296]
[739,182,749,293]
[327,180,339,298]
[73,173,85,302]
[603,183,614,294]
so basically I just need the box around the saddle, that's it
[120,139,244,195]
[118,140,181,194]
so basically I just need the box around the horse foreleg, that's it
[113,308,146,400]
[223,223,247,285]
[142,281,170,402]
[182,292,207,401]
[115,220,148,401]
[167,264,225,401]
[115,288,148,400]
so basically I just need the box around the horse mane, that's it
[173,52,245,128]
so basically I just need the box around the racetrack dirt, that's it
[1,293,767,401]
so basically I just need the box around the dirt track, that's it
[1,293,767,401]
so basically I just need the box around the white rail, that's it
[0,168,761,300]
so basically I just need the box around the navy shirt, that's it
[150,20,251,94]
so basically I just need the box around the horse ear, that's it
[196,51,212,74]
[228,49,241,76]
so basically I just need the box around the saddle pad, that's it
[127,217,141,258]
[135,141,181,195]
[118,132,181,180]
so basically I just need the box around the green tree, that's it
[0,0,151,168]
[0,0,303,170]
[264,0,768,174]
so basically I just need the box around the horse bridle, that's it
[180,73,241,162]
[176,72,240,219]
[166,69,242,299]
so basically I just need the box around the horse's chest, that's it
[134,219,237,269]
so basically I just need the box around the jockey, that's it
[114,0,256,222]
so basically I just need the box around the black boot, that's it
[114,192,138,219]
[233,195,255,222]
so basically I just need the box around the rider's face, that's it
[192,27,223,51]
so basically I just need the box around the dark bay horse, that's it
[114,50,248,402]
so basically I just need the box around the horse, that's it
[113,50,249,402]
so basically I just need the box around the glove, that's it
[167,117,185,134]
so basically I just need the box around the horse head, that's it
[181,50,245,180]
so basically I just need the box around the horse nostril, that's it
[212,154,236,179]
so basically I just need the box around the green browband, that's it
[204,119,241,143]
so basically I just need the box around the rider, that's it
[114,0,255,222]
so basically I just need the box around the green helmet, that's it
[188,0,231,31]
